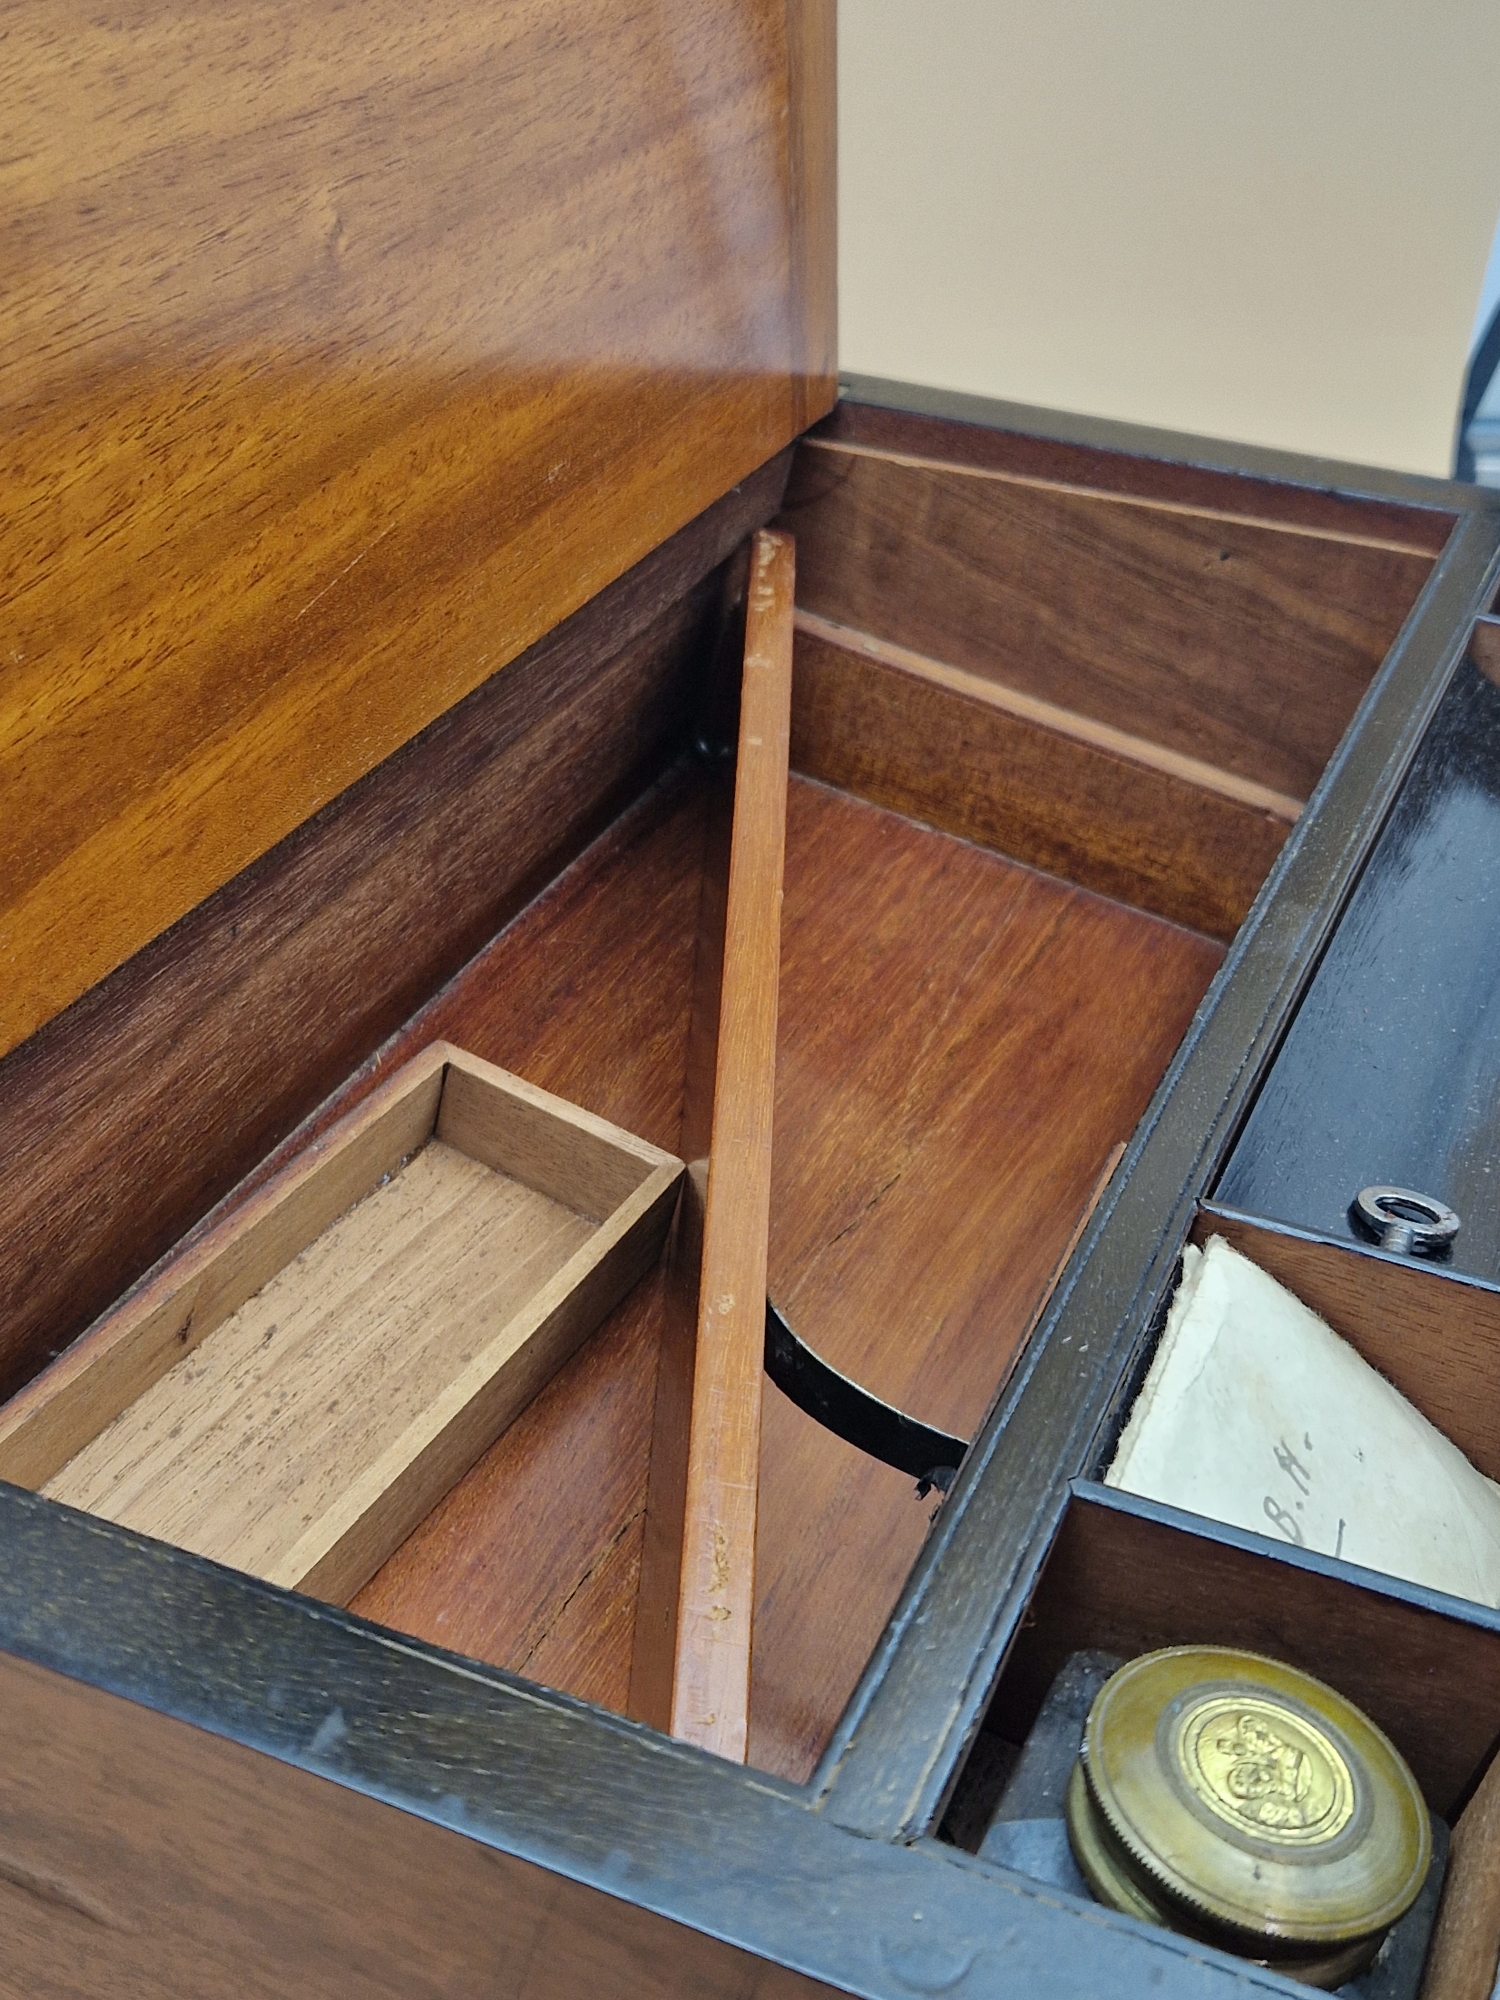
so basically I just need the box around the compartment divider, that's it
[631,528,795,1761]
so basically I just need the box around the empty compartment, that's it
[0,1043,682,1603]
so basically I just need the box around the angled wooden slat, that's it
[631,529,794,1759]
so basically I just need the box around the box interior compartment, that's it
[0,404,1453,1791]
[941,1482,1500,1995]
[0,1047,682,1606]
[957,1483,1500,1831]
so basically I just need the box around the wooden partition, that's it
[632,530,795,1758]
[775,403,1441,939]
[0,0,835,1060]
[1196,1205,1500,1485]
[976,1484,1500,1826]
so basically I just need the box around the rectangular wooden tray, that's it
[0,1042,683,1604]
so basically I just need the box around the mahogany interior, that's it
[330,765,1222,1780]
[0,406,1452,1788]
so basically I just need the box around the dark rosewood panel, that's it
[0,462,788,1408]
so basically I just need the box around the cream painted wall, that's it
[839,2,1500,476]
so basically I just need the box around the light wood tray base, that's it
[2,1045,683,1604]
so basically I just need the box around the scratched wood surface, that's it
[775,436,1435,802]
[0,0,835,1058]
[0,1647,849,2000]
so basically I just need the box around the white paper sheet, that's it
[1106,1235,1500,1608]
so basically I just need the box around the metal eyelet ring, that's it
[1351,1186,1461,1257]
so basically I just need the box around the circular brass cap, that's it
[1078,1647,1429,1949]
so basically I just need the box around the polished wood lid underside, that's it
[0,0,835,1057]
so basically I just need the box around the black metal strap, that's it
[764,1299,968,1495]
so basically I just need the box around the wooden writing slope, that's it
[8,6,1500,1998]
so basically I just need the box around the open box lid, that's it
[0,0,835,1062]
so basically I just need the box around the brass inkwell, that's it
[1064,1647,1430,1987]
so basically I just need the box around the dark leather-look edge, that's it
[0,1484,1312,1999]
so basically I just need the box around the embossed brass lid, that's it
[1072,1648,1430,1954]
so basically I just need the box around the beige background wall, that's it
[839,1,1500,476]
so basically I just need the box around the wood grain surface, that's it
[668,529,794,1760]
[775,438,1435,802]
[1197,1209,1500,1485]
[5,615,1221,1778]
[748,783,1222,1779]
[791,615,1291,940]
[45,1144,593,1568]
[815,397,1457,554]
[349,780,711,1712]
[330,775,1216,1767]
[0,0,835,1057]
[17,1042,680,1604]
[996,1487,1500,1822]
[0,458,787,1409]
[786,0,838,434]
[0,1647,846,2000]
[0,1048,454,1489]
[1423,1744,1500,2000]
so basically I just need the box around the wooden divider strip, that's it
[631,530,794,1760]
[1422,1746,1500,2000]
[801,436,1440,558]
[796,611,1302,821]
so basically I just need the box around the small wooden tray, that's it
[0,1043,682,1604]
